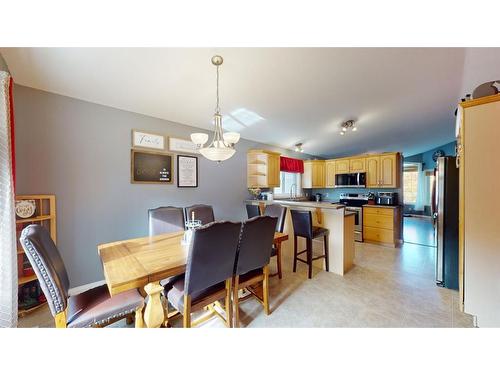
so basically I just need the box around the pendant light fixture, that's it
[190,55,240,162]
[340,120,357,135]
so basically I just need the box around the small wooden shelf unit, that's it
[15,194,57,317]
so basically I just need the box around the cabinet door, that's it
[267,154,281,188]
[366,156,380,188]
[380,154,398,188]
[312,162,326,188]
[335,159,350,174]
[325,161,336,187]
[302,162,313,189]
[349,157,366,172]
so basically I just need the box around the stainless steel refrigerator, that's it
[432,156,459,290]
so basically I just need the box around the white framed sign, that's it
[132,129,165,150]
[177,155,198,188]
[169,137,199,154]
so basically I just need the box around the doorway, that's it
[402,162,436,247]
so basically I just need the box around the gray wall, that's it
[14,85,310,287]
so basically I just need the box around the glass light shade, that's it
[340,131,345,136]
[223,132,240,145]
[190,133,209,146]
[342,126,347,132]
[199,146,236,162]
[352,126,357,132]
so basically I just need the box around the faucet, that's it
[289,183,297,199]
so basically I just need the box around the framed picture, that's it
[177,155,198,188]
[169,137,199,154]
[132,129,166,150]
[131,149,173,184]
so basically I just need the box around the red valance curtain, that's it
[280,156,304,174]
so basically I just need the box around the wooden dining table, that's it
[97,230,289,328]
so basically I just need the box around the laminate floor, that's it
[18,240,473,328]
[403,216,436,247]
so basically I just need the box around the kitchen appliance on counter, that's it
[375,192,398,206]
[337,193,368,242]
[260,192,273,201]
[335,172,366,188]
[314,193,322,202]
[432,156,459,290]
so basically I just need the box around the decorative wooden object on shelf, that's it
[247,150,281,188]
[16,194,57,317]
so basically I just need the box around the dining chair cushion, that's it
[20,225,70,317]
[67,284,144,328]
[148,206,185,236]
[161,274,184,293]
[167,277,225,312]
[235,216,277,276]
[184,204,215,225]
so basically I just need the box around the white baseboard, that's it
[68,280,106,296]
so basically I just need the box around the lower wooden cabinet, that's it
[363,206,401,247]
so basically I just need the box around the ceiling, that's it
[0,47,474,157]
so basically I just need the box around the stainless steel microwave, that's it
[335,173,366,188]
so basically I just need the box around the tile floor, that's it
[18,239,474,328]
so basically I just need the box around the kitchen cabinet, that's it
[365,153,401,188]
[325,160,336,188]
[303,160,326,188]
[335,158,350,174]
[349,157,366,172]
[247,150,281,188]
[363,205,401,247]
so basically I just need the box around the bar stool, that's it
[290,209,329,279]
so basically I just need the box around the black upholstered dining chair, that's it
[232,215,277,327]
[245,204,260,219]
[184,204,215,225]
[290,209,329,279]
[20,225,144,328]
[164,221,241,328]
[264,204,287,279]
[148,206,185,236]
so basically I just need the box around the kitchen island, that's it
[246,199,355,275]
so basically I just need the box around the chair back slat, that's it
[235,216,277,276]
[20,224,70,317]
[148,206,185,236]
[185,221,241,295]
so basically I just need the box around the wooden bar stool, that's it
[290,209,329,279]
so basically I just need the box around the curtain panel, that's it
[280,156,304,174]
[0,71,17,328]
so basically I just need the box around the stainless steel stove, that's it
[338,193,368,242]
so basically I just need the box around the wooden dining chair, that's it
[164,221,241,328]
[184,204,215,225]
[20,225,145,328]
[264,204,287,279]
[148,206,185,236]
[232,215,277,327]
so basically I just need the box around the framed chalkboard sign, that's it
[131,149,173,184]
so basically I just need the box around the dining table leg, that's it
[143,282,165,328]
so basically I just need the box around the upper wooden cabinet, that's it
[349,157,366,173]
[303,160,326,188]
[325,160,336,188]
[247,150,281,188]
[365,152,401,188]
[335,158,350,174]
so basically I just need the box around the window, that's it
[274,172,302,197]
[403,164,418,204]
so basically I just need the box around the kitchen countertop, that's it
[362,204,401,209]
[246,199,345,210]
